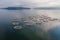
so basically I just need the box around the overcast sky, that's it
[0,0,60,8]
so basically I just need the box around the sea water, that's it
[0,9,60,40]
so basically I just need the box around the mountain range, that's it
[34,7,60,10]
[1,7,30,10]
[1,7,60,10]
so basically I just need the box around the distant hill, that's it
[34,7,60,10]
[1,7,30,10]
[1,7,60,10]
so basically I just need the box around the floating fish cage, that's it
[14,26,22,30]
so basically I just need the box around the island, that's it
[1,7,31,10]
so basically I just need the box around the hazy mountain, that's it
[1,7,31,10]
[34,7,60,10]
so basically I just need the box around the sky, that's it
[0,0,60,8]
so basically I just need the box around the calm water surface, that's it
[0,9,60,40]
